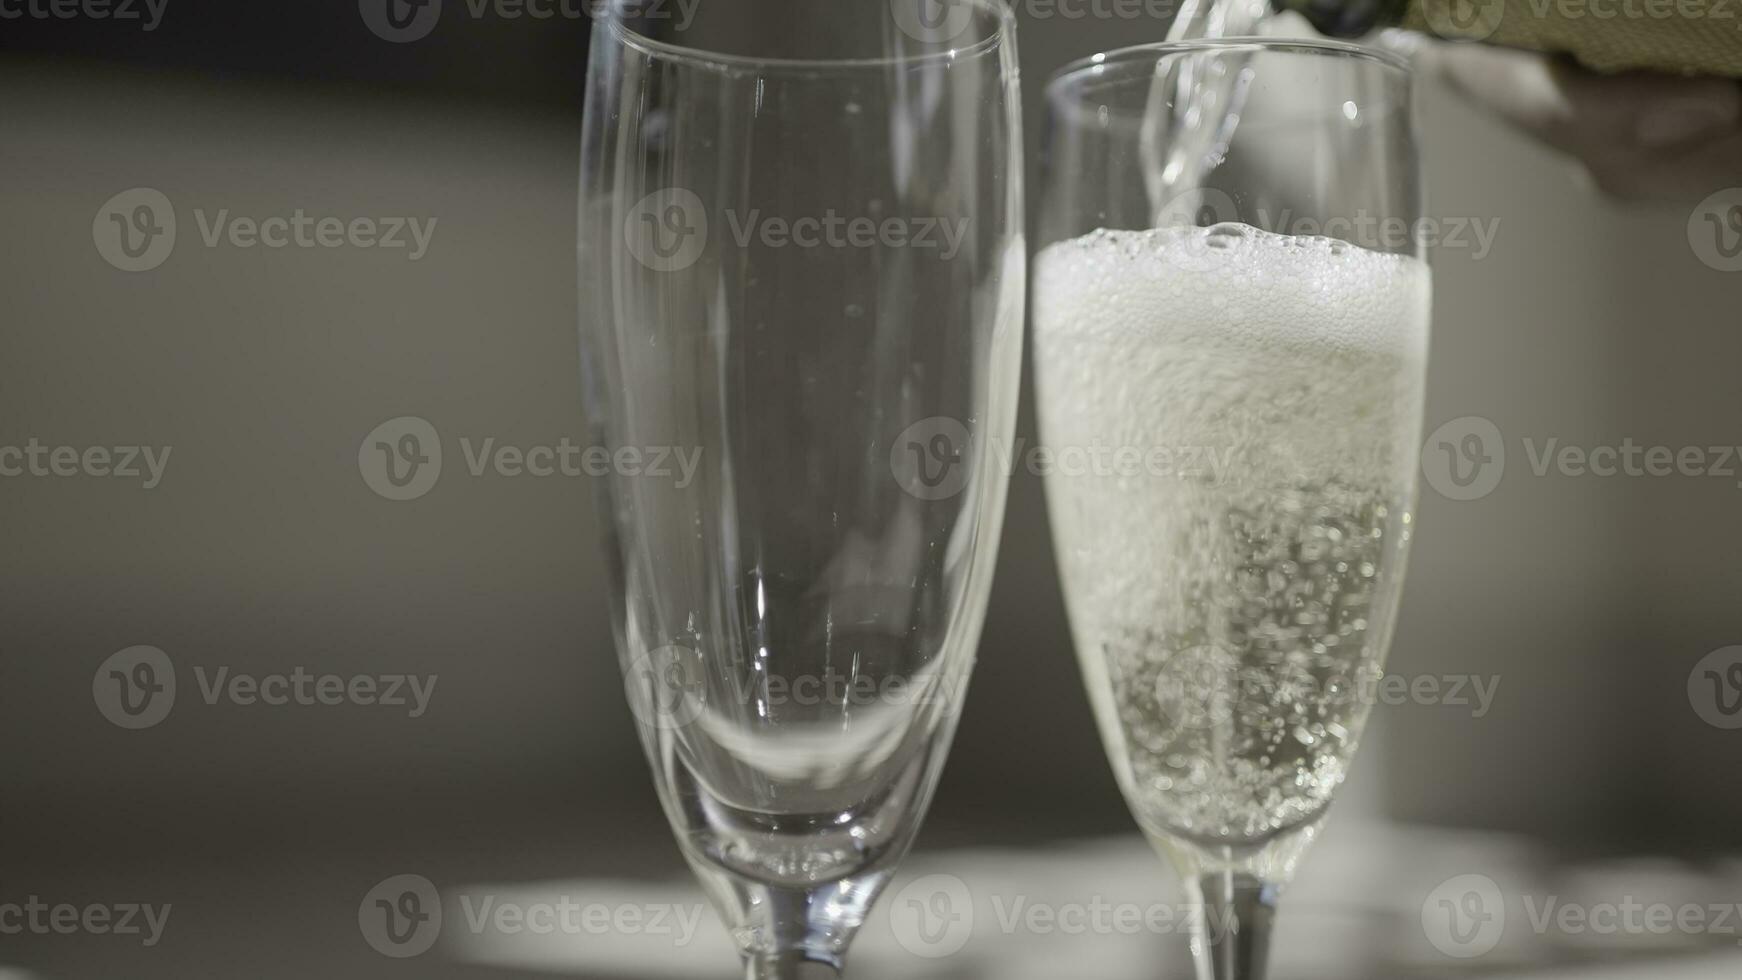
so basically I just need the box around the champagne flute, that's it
[578,3,1023,978]
[1034,39,1428,979]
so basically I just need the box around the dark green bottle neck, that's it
[1269,0,1411,36]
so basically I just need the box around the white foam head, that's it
[1034,223,1429,360]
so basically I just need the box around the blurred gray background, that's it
[2,2,1739,978]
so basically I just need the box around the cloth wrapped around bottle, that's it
[1406,0,1742,77]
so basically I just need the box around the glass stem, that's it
[729,881,863,980]
[1186,871,1278,980]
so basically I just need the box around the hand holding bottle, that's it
[1383,32,1741,202]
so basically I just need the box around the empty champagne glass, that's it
[1035,39,1429,979]
[578,3,1023,977]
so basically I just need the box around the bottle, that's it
[1273,0,1742,77]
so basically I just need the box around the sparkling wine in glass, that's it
[578,3,1024,977]
[1035,39,1428,980]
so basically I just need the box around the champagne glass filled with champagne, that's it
[1035,39,1429,980]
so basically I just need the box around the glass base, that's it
[743,950,846,980]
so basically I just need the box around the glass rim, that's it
[1047,36,1411,95]
[600,0,1017,73]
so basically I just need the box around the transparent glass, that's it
[1035,39,1429,980]
[577,4,1023,978]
